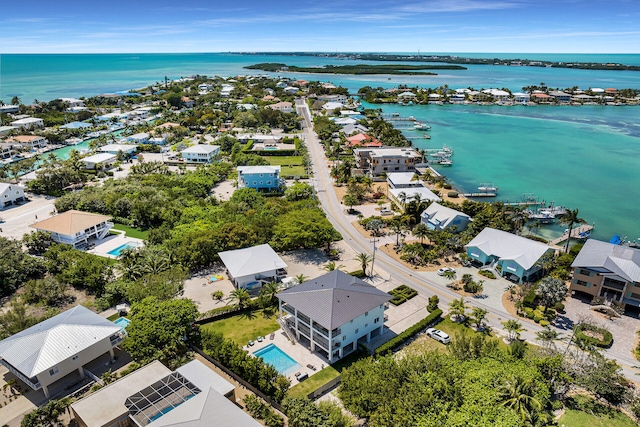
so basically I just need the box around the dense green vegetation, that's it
[246,63,465,75]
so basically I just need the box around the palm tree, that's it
[502,319,523,343]
[322,261,345,272]
[558,208,586,253]
[227,288,251,309]
[397,191,408,209]
[355,252,373,277]
[448,297,466,322]
[443,269,457,286]
[295,274,308,284]
[497,375,543,423]
[259,282,282,306]
[412,223,430,245]
[471,306,488,329]
[389,219,406,247]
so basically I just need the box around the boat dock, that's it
[385,116,417,122]
[462,192,497,197]
[406,135,431,140]
[548,224,594,246]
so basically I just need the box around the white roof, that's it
[369,147,421,158]
[387,172,421,186]
[389,187,441,203]
[218,244,287,279]
[398,91,416,97]
[466,227,551,270]
[0,183,24,193]
[127,132,149,140]
[421,202,470,228]
[100,144,137,153]
[483,89,511,96]
[322,102,344,110]
[81,153,116,164]
[181,144,220,154]
[572,239,640,283]
[0,305,120,378]
[237,165,280,174]
[11,117,43,124]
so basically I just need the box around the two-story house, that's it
[570,239,640,311]
[237,165,282,191]
[31,210,114,248]
[277,270,391,362]
[421,202,471,233]
[180,144,220,163]
[0,305,123,398]
[354,147,422,176]
[0,183,26,209]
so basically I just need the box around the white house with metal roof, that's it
[386,172,423,189]
[570,239,640,310]
[0,305,124,398]
[31,209,113,248]
[80,153,117,170]
[218,244,288,289]
[180,144,220,163]
[420,202,471,233]
[277,270,391,362]
[0,183,26,209]
[465,227,554,283]
[99,144,138,156]
[388,187,441,211]
[10,117,44,129]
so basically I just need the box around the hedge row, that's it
[575,323,613,348]
[388,285,418,306]
[478,270,496,279]
[374,308,442,356]
[258,149,297,156]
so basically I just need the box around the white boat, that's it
[478,183,498,193]
[437,158,453,166]
[414,123,431,130]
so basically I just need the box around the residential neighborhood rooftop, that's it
[466,227,551,270]
[218,244,287,280]
[572,239,640,282]
[31,210,112,235]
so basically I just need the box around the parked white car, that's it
[437,267,455,276]
[426,328,451,344]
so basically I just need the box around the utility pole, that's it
[370,237,379,279]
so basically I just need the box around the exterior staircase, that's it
[277,316,296,344]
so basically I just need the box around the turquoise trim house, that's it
[237,165,283,192]
[465,228,554,283]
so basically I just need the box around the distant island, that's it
[238,52,640,72]
[244,62,466,75]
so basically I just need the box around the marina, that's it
[548,224,594,246]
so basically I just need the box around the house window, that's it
[374,317,379,323]
[578,269,592,276]
[342,335,346,341]
[72,355,78,361]
[350,320,353,323]
[365,312,368,316]
[365,323,368,328]
[49,367,59,376]
[355,329,359,334]
[574,279,588,287]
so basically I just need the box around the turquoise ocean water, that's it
[1,52,639,240]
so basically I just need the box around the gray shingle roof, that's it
[572,239,640,282]
[465,227,552,270]
[0,305,120,378]
[277,270,391,330]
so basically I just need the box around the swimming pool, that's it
[264,147,278,151]
[253,344,301,375]
[113,317,130,330]
[107,242,138,256]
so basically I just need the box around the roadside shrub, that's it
[522,287,538,308]
[443,183,452,189]
[375,308,442,356]
[244,395,284,427]
[349,270,366,278]
[554,302,565,312]
[533,315,543,323]
[478,270,496,279]
[575,323,613,349]
[427,295,440,312]
[539,320,550,327]
[447,191,459,198]
[523,307,534,319]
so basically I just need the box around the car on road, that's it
[437,267,455,276]
[426,328,451,344]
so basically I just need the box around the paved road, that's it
[295,99,640,382]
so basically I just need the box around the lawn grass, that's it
[112,223,149,239]
[200,309,280,347]
[558,395,638,427]
[286,351,364,399]
[261,155,304,166]
[107,312,121,321]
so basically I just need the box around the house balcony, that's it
[276,269,287,277]
[313,324,329,337]
[298,323,310,338]
[110,331,127,346]
[312,333,329,351]
[282,304,295,316]
[0,360,41,391]
[603,278,626,292]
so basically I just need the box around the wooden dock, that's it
[548,224,594,246]
[462,193,497,198]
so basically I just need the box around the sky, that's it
[1,0,640,53]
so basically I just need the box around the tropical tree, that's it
[471,306,488,329]
[227,288,251,309]
[535,328,560,351]
[448,297,466,321]
[21,397,72,427]
[412,223,430,245]
[397,191,408,209]
[259,281,283,307]
[294,274,308,284]
[343,194,358,213]
[558,208,587,253]
[388,218,407,247]
[443,269,457,286]
[502,319,523,343]
[497,375,544,423]
[535,276,567,314]
[322,261,345,272]
[355,252,373,277]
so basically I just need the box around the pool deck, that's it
[246,329,328,386]
[87,231,144,259]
